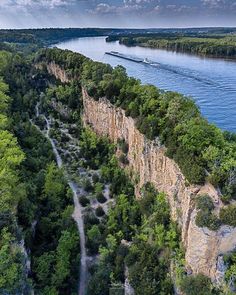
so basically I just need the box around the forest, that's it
[113,35,236,59]
[37,48,236,202]
[0,31,236,295]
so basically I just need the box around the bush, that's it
[96,193,107,204]
[220,205,236,227]
[196,195,214,211]
[180,274,213,295]
[92,173,100,184]
[119,154,129,165]
[79,196,90,207]
[84,179,93,192]
[95,207,105,217]
[195,211,221,231]
[84,213,100,227]
[118,138,129,154]
[174,151,206,185]
[86,225,103,255]
[138,183,157,216]
[221,194,231,204]
[195,195,220,231]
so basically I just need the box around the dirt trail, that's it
[35,103,89,295]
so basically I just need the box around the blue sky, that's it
[0,0,236,28]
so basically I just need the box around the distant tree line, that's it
[117,35,236,58]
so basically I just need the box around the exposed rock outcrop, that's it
[42,61,236,285]
[82,89,236,283]
[36,62,70,83]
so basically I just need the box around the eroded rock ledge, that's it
[82,88,236,283]
[42,61,236,284]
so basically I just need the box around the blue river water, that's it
[55,36,236,132]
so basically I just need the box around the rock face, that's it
[43,62,236,284]
[36,62,71,83]
[47,62,71,83]
[82,89,236,283]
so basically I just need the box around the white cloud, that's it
[201,0,225,8]
[0,0,73,9]
[88,1,144,15]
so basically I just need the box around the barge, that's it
[105,51,143,63]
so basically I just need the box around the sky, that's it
[0,0,236,29]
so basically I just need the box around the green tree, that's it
[0,228,24,293]
[52,230,79,288]
[180,274,213,295]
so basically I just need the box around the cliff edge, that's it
[82,89,236,284]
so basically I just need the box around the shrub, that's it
[79,196,90,207]
[220,205,236,227]
[195,211,221,231]
[221,194,231,205]
[96,193,107,204]
[86,225,102,255]
[224,251,236,289]
[195,195,221,230]
[138,183,157,216]
[95,207,105,217]
[92,173,100,184]
[94,182,103,195]
[196,195,214,211]
[180,274,213,295]
[119,154,129,165]
[84,179,93,192]
[84,213,100,227]
[118,138,129,154]
[174,151,206,185]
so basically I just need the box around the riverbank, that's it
[55,36,236,132]
[109,35,236,60]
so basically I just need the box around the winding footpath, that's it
[34,103,89,295]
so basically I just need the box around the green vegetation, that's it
[117,138,129,154]
[220,205,236,227]
[0,229,25,293]
[0,49,81,294]
[79,196,90,207]
[96,193,107,203]
[37,48,236,201]
[195,195,221,231]
[0,66,28,293]
[0,28,127,46]
[195,196,236,230]
[77,126,180,294]
[119,35,236,59]
[180,274,213,295]
[1,34,236,294]
[95,207,105,217]
[224,251,236,292]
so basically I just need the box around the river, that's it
[55,36,236,133]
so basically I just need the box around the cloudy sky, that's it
[0,0,236,29]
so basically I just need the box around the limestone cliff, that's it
[42,61,236,285]
[36,62,71,83]
[82,89,236,284]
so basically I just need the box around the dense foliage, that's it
[119,35,236,58]
[37,48,236,201]
[195,195,221,231]
[0,28,134,46]
[224,251,236,292]
[79,128,180,295]
[0,57,28,293]
[0,50,81,294]
[180,274,213,295]
[1,37,236,294]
